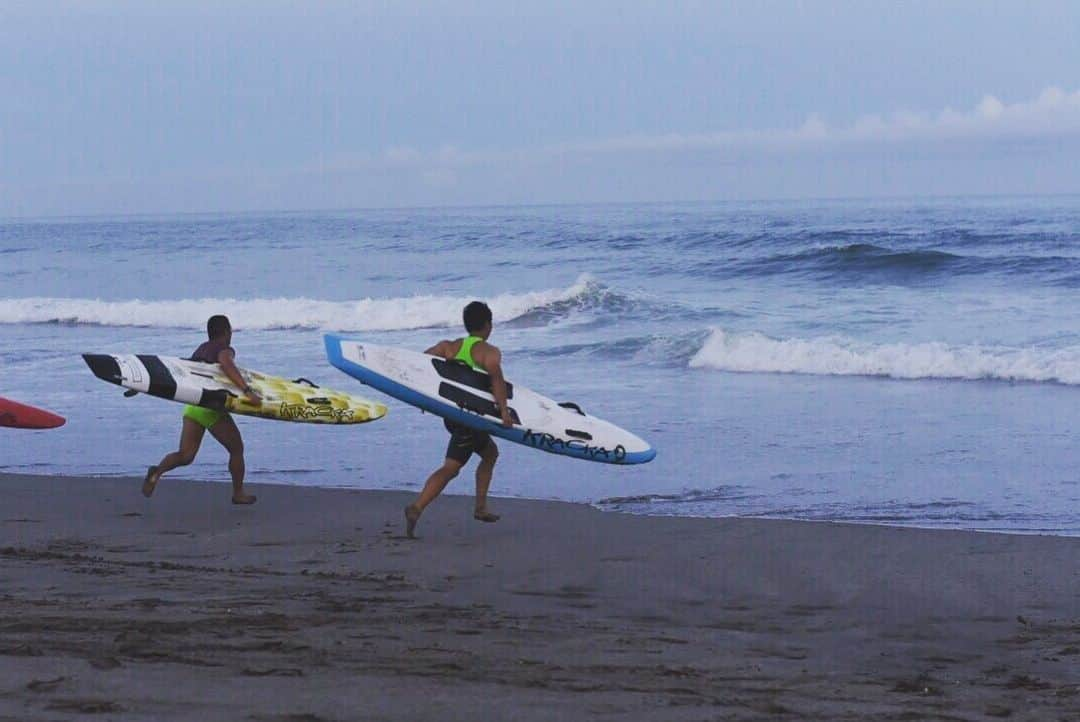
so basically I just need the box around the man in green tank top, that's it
[405,301,513,538]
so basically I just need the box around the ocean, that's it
[2,197,1079,535]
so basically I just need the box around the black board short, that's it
[444,419,492,464]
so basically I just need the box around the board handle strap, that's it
[558,401,586,416]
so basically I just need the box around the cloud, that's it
[351,87,1080,172]
[841,86,1080,143]
[6,86,1080,217]
[560,86,1080,156]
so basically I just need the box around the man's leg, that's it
[144,418,206,497]
[208,414,255,504]
[474,439,500,523]
[405,458,465,538]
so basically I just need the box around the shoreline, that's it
[9,469,1078,539]
[1,472,1077,720]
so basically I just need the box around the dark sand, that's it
[0,473,1077,721]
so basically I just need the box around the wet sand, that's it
[0,472,1077,721]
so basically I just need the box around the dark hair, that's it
[463,301,492,334]
[207,314,231,339]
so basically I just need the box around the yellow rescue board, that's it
[83,353,388,425]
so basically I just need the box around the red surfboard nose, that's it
[0,397,66,429]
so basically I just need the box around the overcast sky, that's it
[2,0,1080,216]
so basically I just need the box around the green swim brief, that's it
[182,404,224,429]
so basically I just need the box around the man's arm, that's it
[217,349,262,405]
[424,340,452,357]
[480,347,513,427]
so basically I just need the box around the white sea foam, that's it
[0,275,596,332]
[689,328,1080,385]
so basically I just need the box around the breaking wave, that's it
[0,275,601,331]
[690,328,1080,385]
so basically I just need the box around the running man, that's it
[143,315,261,504]
[405,301,513,538]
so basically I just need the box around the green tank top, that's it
[455,335,483,370]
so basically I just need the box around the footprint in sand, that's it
[25,676,66,692]
[46,699,124,714]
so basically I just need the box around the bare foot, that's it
[405,504,421,538]
[474,508,500,523]
[142,466,160,498]
[232,494,257,505]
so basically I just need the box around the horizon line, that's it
[4,190,1080,224]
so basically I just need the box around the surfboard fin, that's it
[123,389,139,398]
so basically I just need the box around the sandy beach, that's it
[0,472,1077,721]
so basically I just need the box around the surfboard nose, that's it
[82,354,123,385]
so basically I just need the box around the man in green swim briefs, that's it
[405,301,513,538]
[143,315,262,504]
